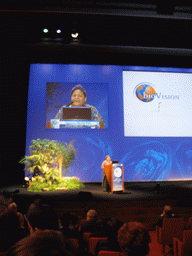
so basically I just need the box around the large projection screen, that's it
[26,64,192,182]
[123,70,192,137]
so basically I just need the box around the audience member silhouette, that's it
[0,190,13,215]
[152,205,178,228]
[89,216,111,238]
[7,202,18,213]
[117,222,151,256]
[60,212,79,238]
[79,209,100,250]
[95,217,123,255]
[27,204,59,233]
[79,209,99,233]
[0,210,29,252]
[25,195,42,220]
[7,229,78,256]
[6,202,28,234]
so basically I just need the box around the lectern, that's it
[104,163,125,193]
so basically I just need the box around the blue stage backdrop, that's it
[26,64,192,182]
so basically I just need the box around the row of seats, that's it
[70,231,167,256]
[70,235,108,255]
[1,193,191,256]
[75,217,192,256]
[173,230,192,256]
[156,217,192,256]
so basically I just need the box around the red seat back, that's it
[98,251,125,256]
[160,217,184,243]
[83,232,92,243]
[89,237,108,255]
[173,230,192,256]
[69,238,79,248]
[188,216,192,229]
[183,229,192,244]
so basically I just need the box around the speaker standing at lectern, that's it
[101,155,112,192]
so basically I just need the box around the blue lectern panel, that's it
[112,164,123,191]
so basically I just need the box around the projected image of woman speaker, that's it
[55,84,105,128]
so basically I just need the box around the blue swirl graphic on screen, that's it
[71,136,113,181]
[85,137,112,178]
[121,141,172,181]
[175,143,192,179]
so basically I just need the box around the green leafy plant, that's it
[28,177,84,192]
[20,139,83,191]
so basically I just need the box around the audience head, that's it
[0,210,20,231]
[60,212,78,229]
[163,205,173,216]
[7,202,18,213]
[17,212,25,228]
[0,210,22,251]
[117,222,151,256]
[86,209,97,221]
[106,217,123,242]
[27,204,59,232]
[7,229,75,256]
[32,194,42,205]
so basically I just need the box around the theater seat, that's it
[98,251,125,256]
[69,238,79,248]
[83,232,92,243]
[89,237,108,255]
[156,217,184,253]
[188,216,192,229]
[173,230,192,256]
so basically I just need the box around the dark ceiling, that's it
[2,0,192,50]
[1,0,192,11]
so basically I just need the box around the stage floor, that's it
[1,180,192,203]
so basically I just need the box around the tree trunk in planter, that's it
[59,155,63,179]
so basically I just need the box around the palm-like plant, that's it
[20,139,78,191]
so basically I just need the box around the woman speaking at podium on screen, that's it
[55,84,104,128]
[101,155,112,192]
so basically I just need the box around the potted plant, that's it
[20,139,84,191]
